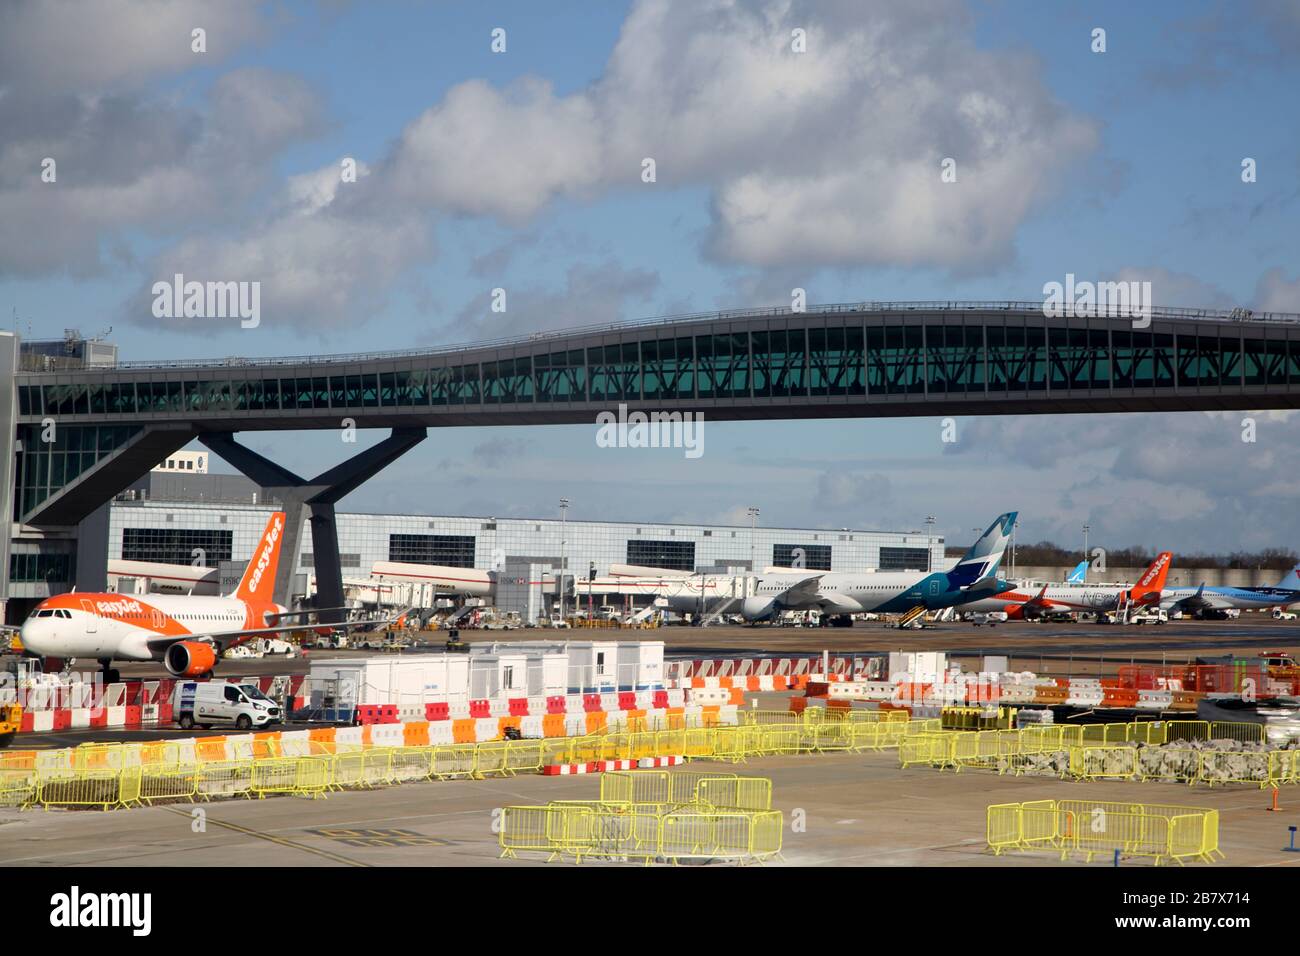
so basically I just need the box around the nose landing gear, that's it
[98,658,121,685]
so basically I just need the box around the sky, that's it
[2,0,1299,554]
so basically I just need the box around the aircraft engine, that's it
[740,597,778,621]
[164,641,218,677]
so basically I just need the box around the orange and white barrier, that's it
[542,759,637,775]
[638,755,684,768]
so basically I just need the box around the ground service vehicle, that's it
[173,681,283,730]
[0,703,20,748]
[1130,607,1169,625]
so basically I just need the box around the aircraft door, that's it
[79,599,98,633]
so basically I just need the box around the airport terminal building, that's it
[105,470,946,603]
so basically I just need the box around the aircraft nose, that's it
[19,618,46,653]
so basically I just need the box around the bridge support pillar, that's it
[201,429,427,621]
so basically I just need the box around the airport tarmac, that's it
[655,616,1300,657]
[1,749,1294,867]
[17,616,1299,684]
[661,618,1300,679]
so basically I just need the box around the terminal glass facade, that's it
[121,527,234,565]
[626,539,696,572]
[13,423,141,519]
[105,501,945,581]
[388,533,477,567]
[773,543,833,570]
[9,551,75,584]
[879,546,933,571]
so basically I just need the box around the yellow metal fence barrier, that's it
[20,710,1267,814]
[901,720,1293,788]
[987,799,1221,865]
[499,801,783,865]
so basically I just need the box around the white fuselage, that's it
[961,584,1132,615]
[1161,586,1300,613]
[658,571,979,616]
[19,593,283,663]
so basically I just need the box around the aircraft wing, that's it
[1019,585,1052,607]
[770,575,826,608]
[145,617,393,654]
[1166,585,1225,612]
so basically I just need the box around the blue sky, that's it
[2,0,1299,553]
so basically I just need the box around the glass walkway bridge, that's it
[12,300,1300,528]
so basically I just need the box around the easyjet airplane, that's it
[961,551,1173,620]
[19,512,366,680]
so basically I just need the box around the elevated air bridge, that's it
[4,300,1299,622]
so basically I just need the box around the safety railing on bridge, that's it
[93,301,1300,372]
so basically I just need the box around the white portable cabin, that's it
[470,641,571,696]
[557,640,620,693]
[888,651,948,684]
[615,640,665,690]
[475,642,595,697]
[308,655,470,709]
[467,653,530,699]
[480,639,664,692]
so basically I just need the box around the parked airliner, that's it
[1161,565,1300,617]
[961,552,1172,620]
[19,512,375,679]
[649,512,1017,624]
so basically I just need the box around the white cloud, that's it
[950,411,1300,553]
[388,78,603,223]
[1253,267,1300,313]
[1110,267,1239,311]
[0,65,325,277]
[285,158,370,216]
[0,0,266,93]
[447,260,659,342]
[380,0,1097,271]
[3,0,1102,329]
[136,207,432,335]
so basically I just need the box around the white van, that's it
[174,681,284,731]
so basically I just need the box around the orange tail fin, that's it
[233,512,286,602]
[1132,551,1173,599]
